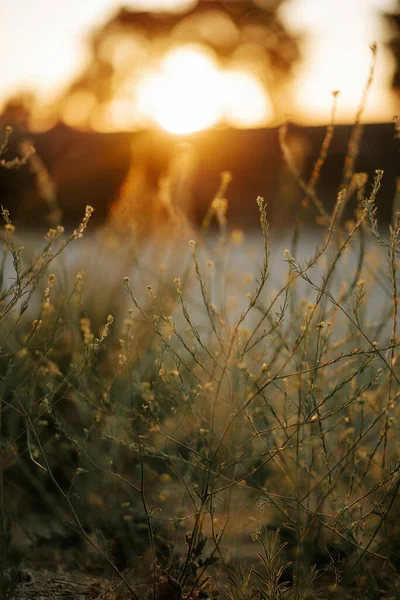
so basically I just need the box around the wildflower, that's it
[80,318,92,346]
[1,207,10,224]
[211,197,228,217]
[4,223,15,235]
[45,226,64,240]
[174,277,182,293]
[73,205,94,239]
[43,273,56,311]
[94,315,113,349]
[40,398,50,412]
[221,171,232,185]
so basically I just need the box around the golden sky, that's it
[280,0,398,122]
[0,0,398,127]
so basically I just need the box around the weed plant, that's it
[1,110,400,599]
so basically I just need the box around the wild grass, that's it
[1,116,400,600]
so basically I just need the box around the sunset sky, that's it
[0,0,398,127]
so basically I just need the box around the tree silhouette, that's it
[59,0,301,130]
[385,3,400,91]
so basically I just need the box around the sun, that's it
[136,44,272,134]
[137,46,223,134]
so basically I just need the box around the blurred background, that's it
[1,0,400,232]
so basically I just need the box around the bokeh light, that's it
[136,45,271,134]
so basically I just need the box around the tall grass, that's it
[1,116,400,599]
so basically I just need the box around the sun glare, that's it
[222,70,273,127]
[137,46,223,134]
[136,45,272,134]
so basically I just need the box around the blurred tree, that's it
[385,3,400,91]
[0,93,36,133]
[59,0,301,130]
